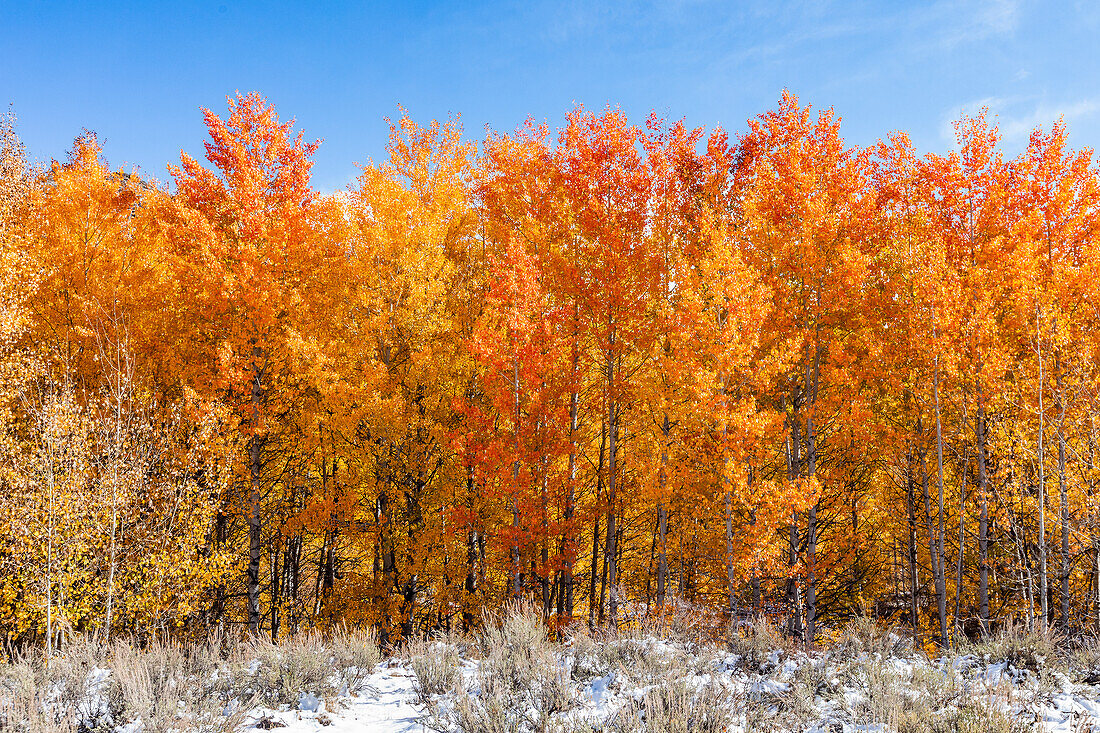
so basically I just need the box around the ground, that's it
[243,615,1100,733]
[9,613,1100,732]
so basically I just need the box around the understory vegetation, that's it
[408,607,1076,733]
[8,607,1100,732]
[0,629,380,732]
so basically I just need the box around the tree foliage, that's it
[2,92,1100,649]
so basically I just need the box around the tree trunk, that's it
[563,306,580,619]
[720,411,736,617]
[954,443,970,634]
[907,449,920,643]
[977,391,990,637]
[464,529,478,631]
[589,417,606,628]
[45,428,55,661]
[804,338,822,645]
[786,420,803,639]
[288,533,301,635]
[314,447,330,618]
[1037,305,1048,629]
[605,396,620,627]
[1089,421,1099,630]
[604,297,621,629]
[213,510,228,624]
[399,479,424,640]
[463,465,478,632]
[920,419,947,647]
[105,395,121,643]
[271,531,281,642]
[563,384,579,619]
[379,490,396,648]
[541,471,550,615]
[247,358,265,637]
[933,358,949,644]
[321,454,339,617]
[656,414,670,614]
[752,566,761,617]
[725,487,736,615]
[1056,345,1070,627]
[805,415,818,645]
[1019,521,1035,632]
[589,513,601,627]
[511,355,522,599]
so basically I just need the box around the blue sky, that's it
[2,1,1097,192]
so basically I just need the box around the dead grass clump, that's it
[772,657,825,729]
[896,696,1031,733]
[726,616,793,673]
[421,604,576,732]
[833,652,1031,733]
[591,637,686,684]
[644,679,732,733]
[610,679,733,732]
[478,604,551,658]
[328,626,381,693]
[0,629,379,733]
[407,637,463,705]
[479,606,573,716]
[452,687,524,733]
[0,655,47,729]
[103,639,189,729]
[959,622,1063,673]
[829,616,913,660]
[249,631,335,706]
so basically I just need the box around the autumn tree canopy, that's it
[2,92,1099,649]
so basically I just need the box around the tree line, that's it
[1,91,1098,649]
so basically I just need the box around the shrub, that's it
[959,622,1063,673]
[726,616,792,673]
[0,630,374,732]
[249,631,335,706]
[329,626,381,693]
[407,637,463,704]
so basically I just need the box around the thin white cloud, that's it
[975,0,1020,35]
[1000,99,1100,142]
[936,0,1021,47]
[940,95,1100,147]
[701,0,1022,85]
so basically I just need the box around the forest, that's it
[0,89,1097,652]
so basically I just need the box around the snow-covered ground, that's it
[248,658,1100,733]
[11,618,1100,732]
[243,622,1100,733]
[238,661,422,733]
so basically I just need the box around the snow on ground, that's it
[237,638,1100,733]
[34,621,1100,732]
[239,661,421,733]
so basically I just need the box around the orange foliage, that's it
[2,92,1100,647]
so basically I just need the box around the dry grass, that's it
[0,627,380,732]
[10,612,1092,732]
[726,615,797,673]
[250,631,335,706]
[414,603,577,733]
[958,622,1063,673]
[406,609,1079,733]
[328,626,383,693]
[611,679,734,733]
[569,626,689,683]
[407,637,463,704]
